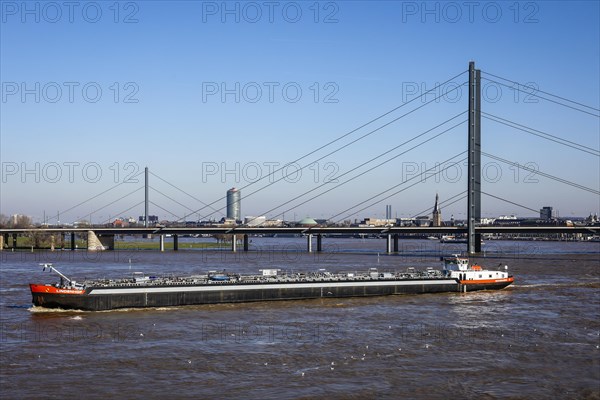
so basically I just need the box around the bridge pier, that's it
[70,232,75,251]
[86,231,96,250]
[160,235,165,252]
[393,234,399,253]
[12,234,17,249]
[317,234,322,252]
[173,234,179,251]
[307,234,313,253]
[0,234,5,251]
[231,234,237,252]
[386,234,392,253]
[87,231,114,251]
[243,234,249,251]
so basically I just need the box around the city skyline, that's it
[2,2,599,222]
[4,191,596,226]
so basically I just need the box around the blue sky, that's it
[1,0,599,223]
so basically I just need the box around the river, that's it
[1,238,599,399]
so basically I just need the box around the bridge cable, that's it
[149,172,222,215]
[482,113,599,156]
[98,201,145,225]
[482,71,600,117]
[329,152,468,223]
[149,201,182,220]
[410,191,467,219]
[190,80,468,221]
[48,72,465,225]
[74,186,144,224]
[47,171,144,223]
[435,193,468,215]
[482,152,600,195]
[148,185,213,217]
[479,192,540,214]
[179,72,468,222]
[405,149,598,222]
[191,83,468,222]
[250,117,467,224]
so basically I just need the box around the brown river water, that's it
[1,238,599,399]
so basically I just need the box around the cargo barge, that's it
[30,257,514,311]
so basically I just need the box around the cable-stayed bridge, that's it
[2,62,599,254]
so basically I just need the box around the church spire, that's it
[433,193,439,213]
[432,193,442,227]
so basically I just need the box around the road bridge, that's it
[1,226,597,253]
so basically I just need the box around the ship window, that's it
[489,274,492,278]
[479,274,482,278]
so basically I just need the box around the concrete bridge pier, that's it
[173,234,179,251]
[0,233,6,250]
[307,234,313,253]
[386,234,392,253]
[231,234,237,252]
[160,235,165,252]
[317,234,322,252]
[393,234,399,253]
[70,233,75,251]
[86,231,97,251]
[12,234,17,249]
[243,234,249,251]
[87,231,114,251]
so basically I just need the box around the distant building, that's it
[262,219,284,227]
[432,193,442,227]
[10,213,34,227]
[113,218,126,228]
[226,188,241,222]
[385,205,392,219]
[297,217,318,227]
[220,218,236,226]
[361,218,395,227]
[497,215,517,220]
[415,216,431,227]
[396,218,415,227]
[244,216,266,227]
[540,206,555,220]
[138,215,158,223]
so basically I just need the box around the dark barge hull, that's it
[31,279,513,311]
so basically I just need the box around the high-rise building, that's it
[432,193,442,227]
[540,206,554,220]
[226,188,241,221]
[385,205,392,219]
